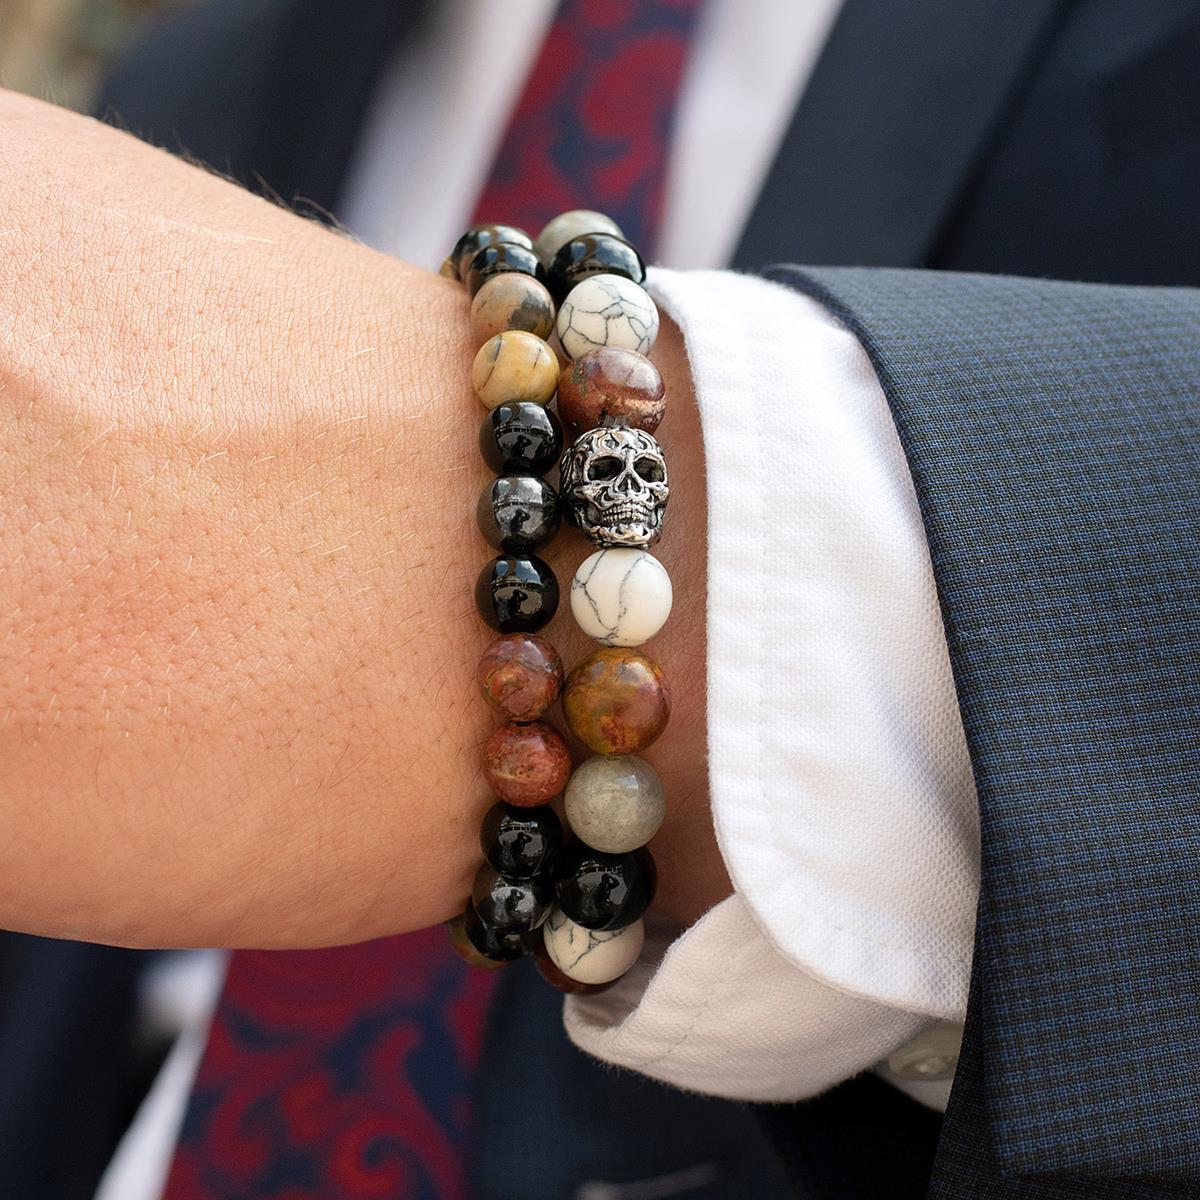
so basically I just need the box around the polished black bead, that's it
[556,843,656,931]
[464,242,546,298]
[479,402,563,476]
[463,898,539,962]
[477,475,560,553]
[547,233,646,304]
[481,801,563,880]
[472,862,554,933]
[476,554,559,633]
[450,224,533,281]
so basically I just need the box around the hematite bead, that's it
[543,906,646,984]
[563,647,670,755]
[547,233,646,304]
[558,347,666,434]
[479,402,563,476]
[556,842,656,931]
[535,210,623,267]
[480,801,563,879]
[472,330,559,410]
[476,475,560,553]
[477,633,563,721]
[451,224,533,281]
[476,554,559,633]
[462,898,540,962]
[472,862,554,933]
[482,720,572,806]
[471,273,556,343]
[464,241,546,299]
[564,754,665,853]
[557,274,659,360]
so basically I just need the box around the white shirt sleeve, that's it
[563,268,981,1105]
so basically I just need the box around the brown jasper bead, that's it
[471,273,556,344]
[477,634,564,721]
[482,720,572,806]
[562,648,671,756]
[557,347,666,434]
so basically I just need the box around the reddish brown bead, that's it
[533,937,612,995]
[477,634,564,720]
[482,720,572,805]
[557,347,666,434]
[562,648,671,756]
[445,912,509,969]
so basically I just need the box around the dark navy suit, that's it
[4,1,1198,1197]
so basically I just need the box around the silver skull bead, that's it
[559,424,669,547]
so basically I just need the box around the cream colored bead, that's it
[570,548,672,647]
[556,274,659,360]
[472,330,559,410]
[535,210,624,267]
[543,906,645,984]
[470,273,556,344]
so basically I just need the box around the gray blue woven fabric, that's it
[771,266,1200,1197]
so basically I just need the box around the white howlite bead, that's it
[543,907,645,985]
[556,274,659,360]
[535,210,623,267]
[570,548,672,647]
[565,754,666,853]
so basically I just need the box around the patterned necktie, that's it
[165,3,702,1197]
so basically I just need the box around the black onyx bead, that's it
[556,843,656,932]
[547,234,646,304]
[472,862,553,933]
[450,224,533,281]
[481,801,563,880]
[480,402,563,476]
[476,554,560,633]
[464,242,546,299]
[463,899,539,962]
[477,475,560,553]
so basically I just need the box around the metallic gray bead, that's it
[565,754,666,853]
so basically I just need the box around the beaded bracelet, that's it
[443,210,672,993]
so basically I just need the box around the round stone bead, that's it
[460,899,540,963]
[477,474,560,553]
[480,801,563,879]
[547,234,645,304]
[476,554,559,633]
[446,910,509,969]
[557,347,666,434]
[557,274,659,360]
[472,330,559,410]
[477,633,563,721]
[479,401,563,476]
[451,223,534,280]
[571,548,672,647]
[470,272,556,344]
[563,647,671,755]
[564,754,666,853]
[556,842,656,931]
[535,210,623,267]
[472,862,554,933]
[543,906,645,985]
[464,241,545,299]
[533,937,611,994]
[482,720,572,806]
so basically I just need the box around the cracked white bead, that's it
[570,548,672,646]
[543,906,645,984]
[556,274,659,360]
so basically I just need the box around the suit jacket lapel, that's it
[733,0,1067,270]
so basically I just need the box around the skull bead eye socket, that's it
[586,456,624,482]
[634,456,665,483]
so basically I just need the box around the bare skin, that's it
[0,91,729,950]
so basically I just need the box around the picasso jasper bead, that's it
[464,240,545,299]
[477,474,560,553]
[557,274,659,360]
[556,842,656,931]
[563,648,671,755]
[460,898,541,963]
[476,554,559,633]
[557,346,666,434]
[472,330,559,410]
[479,401,563,476]
[547,233,646,303]
[470,272,556,343]
[564,755,666,854]
[451,224,534,280]
[535,210,624,267]
[480,801,563,879]
[482,720,572,806]
[472,862,554,933]
[543,906,645,985]
[477,633,563,721]
[570,548,672,647]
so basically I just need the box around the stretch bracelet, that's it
[444,210,672,993]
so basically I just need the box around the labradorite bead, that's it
[476,474,560,553]
[535,210,623,267]
[476,554,559,633]
[451,224,533,281]
[556,842,656,931]
[542,906,646,984]
[477,633,563,721]
[479,401,563,476]
[564,754,665,853]
[472,330,559,410]
[557,347,666,434]
[470,273,556,344]
[462,898,539,962]
[547,233,645,304]
[472,862,554,933]
[464,241,545,299]
[482,720,572,806]
[562,647,670,755]
[480,801,563,879]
